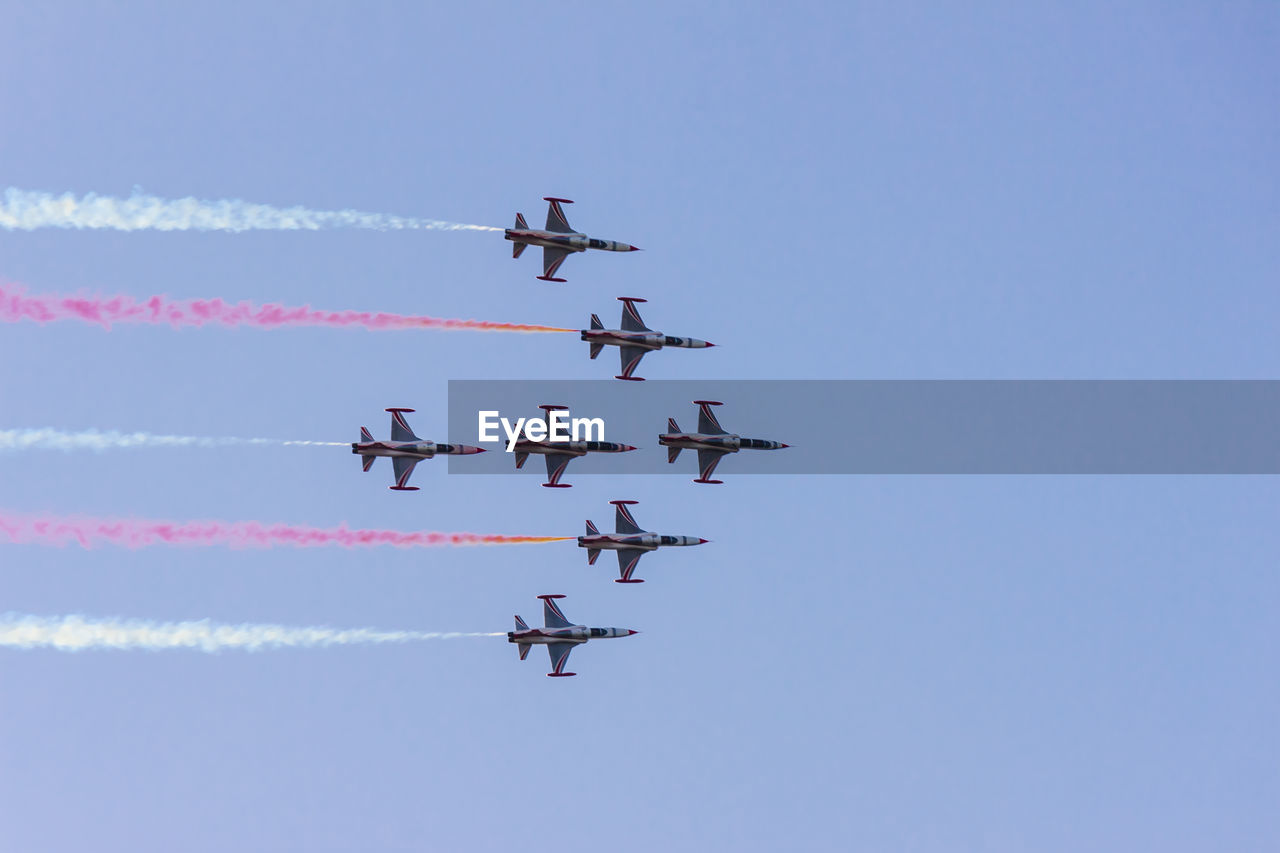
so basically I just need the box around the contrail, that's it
[0,613,504,653]
[0,511,572,550]
[0,188,502,233]
[0,283,574,333]
[0,428,346,453]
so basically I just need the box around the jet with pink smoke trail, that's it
[0,282,574,333]
[354,408,486,491]
[0,510,572,550]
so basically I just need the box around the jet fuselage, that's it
[504,228,635,255]
[512,438,636,458]
[351,440,484,459]
[579,328,714,352]
[507,625,636,646]
[578,532,706,552]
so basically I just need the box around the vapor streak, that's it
[0,188,501,232]
[0,613,504,653]
[0,428,345,453]
[0,284,573,333]
[0,511,570,550]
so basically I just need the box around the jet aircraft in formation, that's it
[660,400,790,484]
[508,595,638,677]
[512,404,637,487]
[352,408,485,491]
[578,500,708,583]
[581,297,714,381]
[505,197,640,282]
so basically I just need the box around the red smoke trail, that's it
[0,511,571,550]
[0,283,573,333]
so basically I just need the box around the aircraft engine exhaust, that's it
[0,511,573,550]
[0,428,346,453]
[1,283,573,333]
[0,187,502,233]
[0,613,505,653]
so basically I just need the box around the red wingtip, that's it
[615,375,646,382]
[542,483,573,488]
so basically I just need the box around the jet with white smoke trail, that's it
[0,187,501,233]
[0,612,503,653]
[0,427,345,453]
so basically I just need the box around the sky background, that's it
[1,2,1278,851]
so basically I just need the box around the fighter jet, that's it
[509,594,638,677]
[352,408,485,491]
[505,197,640,282]
[659,400,790,484]
[512,404,637,488]
[581,297,715,381]
[579,500,708,583]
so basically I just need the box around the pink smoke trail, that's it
[0,283,572,333]
[0,511,571,550]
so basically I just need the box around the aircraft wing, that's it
[619,298,651,332]
[696,449,727,482]
[542,246,571,281]
[388,409,420,442]
[618,346,648,380]
[391,456,419,489]
[617,550,644,582]
[546,642,576,676]
[542,596,573,629]
[697,402,727,435]
[544,198,574,233]
[544,452,574,486]
[614,501,643,534]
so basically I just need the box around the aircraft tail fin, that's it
[360,426,373,442]
[587,548,601,566]
[512,241,527,259]
[514,212,528,229]
[517,642,531,660]
[590,313,604,330]
[667,446,682,464]
[585,519,599,535]
[589,343,604,360]
[514,614,529,631]
[362,455,376,472]
[667,418,681,433]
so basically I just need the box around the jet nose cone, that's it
[697,538,709,544]
[622,445,638,452]
[627,629,640,636]
[628,245,641,252]
[472,447,488,454]
[705,342,716,347]
[779,443,791,449]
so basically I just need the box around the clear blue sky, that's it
[1,2,1277,851]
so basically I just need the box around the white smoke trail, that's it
[0,428,347,452]
[0,613,505,653]
[0,188,502,233]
